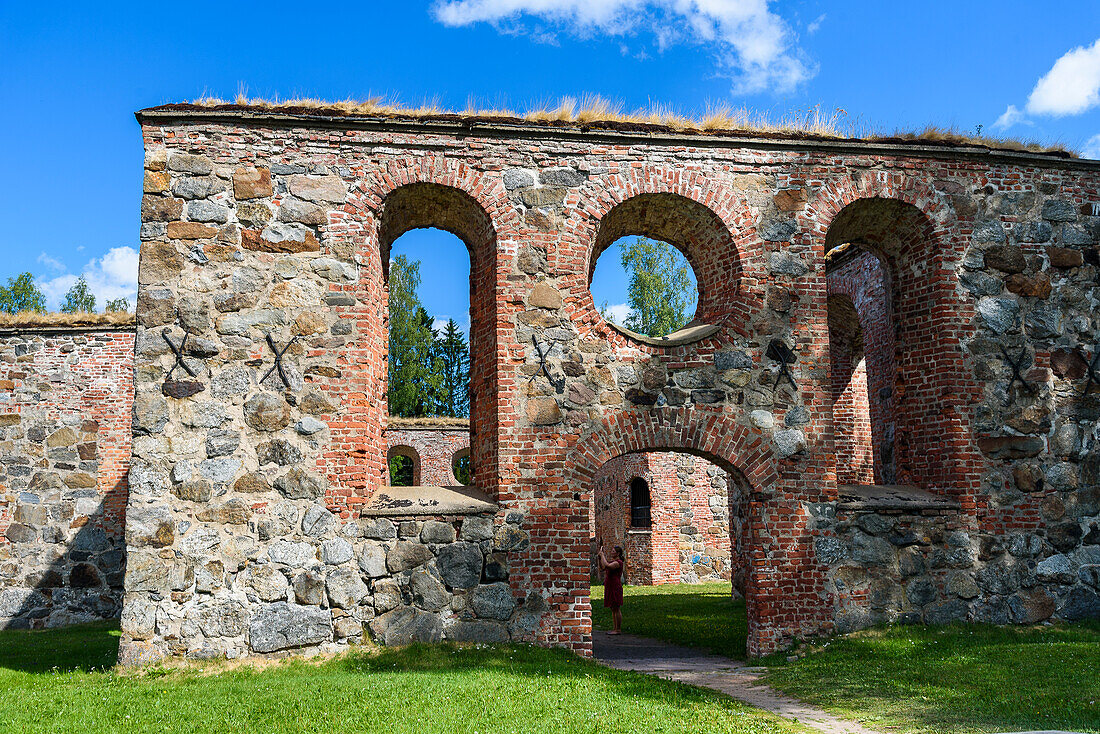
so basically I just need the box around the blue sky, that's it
[2,1,1098,324]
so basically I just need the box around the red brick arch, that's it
[564,408,776,491]
[806,174,982,507]
[559,166,766,348]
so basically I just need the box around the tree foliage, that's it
[388,255,442,417]
[105,297,130,313]
[388,255,473,420]
[60,276,96,314]
[0,272,47,314]
[620,236,696,337]
[435,318,470,418]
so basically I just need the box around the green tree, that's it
[105,297,130,312]
[0,272,47,314]
[388,255,442,417]
[620,236,696,337]
[60,276,96,314]
[434,318,470,418]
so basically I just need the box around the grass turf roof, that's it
[0,311,135,329]
[141,93,1077,158]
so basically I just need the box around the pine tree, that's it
[435,318,470,417]
[60,276,96,314]
[620,236,696,337]
[388,255,441,417]
[0,272,47,314]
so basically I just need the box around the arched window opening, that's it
[452,447,472,486]
[629,477,652,529]
[588,193,738,345]
[824,197,964,493]
[387,446,420,487]
[379,182,495,492]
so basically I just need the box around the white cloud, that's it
[807,13,825,34]
[1026,38,1100,116]
[603,303,633,325]
[36,252,66,272]
[997,38,1100,130]
[1083,133,1100,160]
[431,0,813,93]
[39,246,138,311]
[992,104,1029,131]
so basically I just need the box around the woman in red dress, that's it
[598,543,625,634]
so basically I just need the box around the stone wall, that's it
[593,453,731,585]
[126,104,1100,660]
[820,486,1100,630]
[0,327,134,628]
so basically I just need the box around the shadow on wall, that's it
[1,417,127,630]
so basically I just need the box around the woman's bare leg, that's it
[612,607,622,633]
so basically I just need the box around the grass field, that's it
[591,580,1100,734]
[591,581,748,658]
[0,621,802,734]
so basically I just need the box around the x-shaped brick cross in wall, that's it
[262,334,299,388]
[161,329,197,380]
[999,346,1036,404]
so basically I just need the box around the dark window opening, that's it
[630,477,651,529]
[389,454,415,486]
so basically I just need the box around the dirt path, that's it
[592,631,881,734]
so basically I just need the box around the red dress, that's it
[603,561,624,608]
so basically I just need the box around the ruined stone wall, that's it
[818,488,1100,631]
[385,423,470,486]
[126,106,1100,660]
[593,453,731,585]
[0,328,134,628]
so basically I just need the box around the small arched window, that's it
[629,477,651,529]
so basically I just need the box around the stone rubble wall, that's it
[593,453,731,585]
[120,511,533,662]
[385,425,470,486]
[127,107,1100,660]
[0,329,134,628]
[819,497,1100,630]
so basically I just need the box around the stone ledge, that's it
[607,321,722,348]
[837,484,961,512]
[361,485,497,517]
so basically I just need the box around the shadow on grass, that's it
[0,620,120,674]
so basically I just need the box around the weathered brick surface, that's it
[119,107,1100,661]
[593,453,731,584]
[385,423,470,486]
[0,329,134,628]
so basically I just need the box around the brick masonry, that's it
[0,328,134,628]
[592,453,732,585]
[385,421,471,486]
[36,105,1092,662]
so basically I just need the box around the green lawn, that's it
[591,581,748,659]
[591,581,1100,734]
[765,622,1100,734]
[0,621,801,734]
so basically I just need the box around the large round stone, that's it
[436,542,483,589]
[244,392,291,431]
